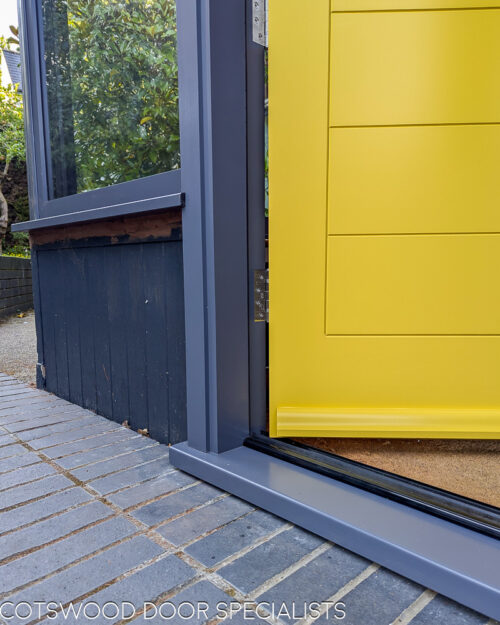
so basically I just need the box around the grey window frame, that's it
[16,0,183,228]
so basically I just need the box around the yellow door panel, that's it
[328,125,500,235]
[332,1,500,11]
[269,0,500,439]
[272,335,500,437]
[326,234,500,335]
[330,10,500,126]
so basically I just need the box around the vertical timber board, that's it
[90,246,114,418]
[37,251,60,399]
[107,245,131,425]
[30,251,46,389]
[53,249,70,400]
[143,243,169,442]
[125,244,149,432]
[35,238,186,444]
[79,250,98,411]
[165,242,187,444]
[62,247,83,406]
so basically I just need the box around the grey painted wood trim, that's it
[12,192,184,232]
[171,442,500,622]
[246,2,267,436]
[178,0,249,454]
[19,0,45,219]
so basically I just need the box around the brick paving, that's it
[0,373,496,625]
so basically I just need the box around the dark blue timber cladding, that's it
[32,216,187,445]
[0,256,33,317]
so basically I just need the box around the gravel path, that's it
[0,310,37,385]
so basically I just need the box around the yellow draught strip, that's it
[276,406,500,439]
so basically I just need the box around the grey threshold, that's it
[170,442,500,622]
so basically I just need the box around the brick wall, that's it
[0,256,33,318]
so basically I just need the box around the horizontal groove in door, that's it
[332,1,500,11]
[328,125,500,235]
[276,406,500,438]
[330,10,500,126]
[326,235,500,335]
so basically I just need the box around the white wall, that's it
[0,0,20,88]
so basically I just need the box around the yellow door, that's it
[269,0,500,438]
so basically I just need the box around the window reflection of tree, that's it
[42,0,180,199]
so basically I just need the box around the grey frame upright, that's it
[177,0,250,454]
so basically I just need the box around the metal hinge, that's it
[254,269,269,322]
[252,0,268,47]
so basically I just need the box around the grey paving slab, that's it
[43,555,197,625]
[107,471,196,510]
[55,436,158,470]
[89,455,175,496]
[0,434,16,448]
[220,609,270,625]
[0,516,137,594]
[70,445,168,481]
[185,509,286,567]
[17,415,114,442]
[28,422,122,450]
[0,404,83,425]
[0,474,74,511]
[0,486,92,533]
[217,526,324,594]
[1,536,165,625]
[131,483,222,527]
[0,500,112,561]
[158,496,253,547]
[0,461,56,492]
[0,451,41,474]
[0,381,493,625]
[0,397,59,412]
[314,568,424,625]
[42,428,140,459]
[4,411,97,434]
[409,595,490,625]
[0,383,24,391]
[133,580,234,625]
[256,545,371,622]
[0,444,26,460]
[0,389,44,400]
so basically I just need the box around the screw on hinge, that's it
[254,269,269,322]
[252,0,267,47]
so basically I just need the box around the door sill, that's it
[170,441,500,621]
[245,434,500,540]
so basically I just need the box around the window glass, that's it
[41,0,180,199]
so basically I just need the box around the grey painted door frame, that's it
[177,0,251,454]
[173,2,500,620]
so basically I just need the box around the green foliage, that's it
[6,25,20,48]
[0,36,27,254]
[0,37,25,169]
[3,231,30,258]
[44,0,180,195]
